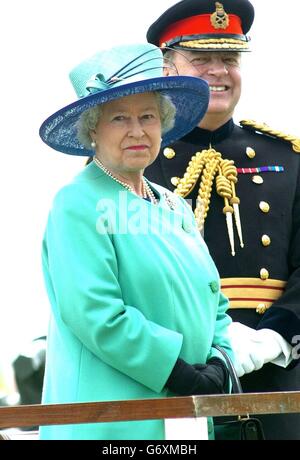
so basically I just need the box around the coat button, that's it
[252,175,264,184]
[260,268,269,280]
[259,201,270,213]
[182,221,192,233]
[163,147,176,159]
[261,235,271,246]
[209,281,219,293]
[256,303,267,314]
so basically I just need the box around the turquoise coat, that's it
[40,162,232,440]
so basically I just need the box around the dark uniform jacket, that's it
[145,118,300,440]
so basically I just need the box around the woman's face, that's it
[92,92,162,176]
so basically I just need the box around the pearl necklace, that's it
[143,179,158,205]
[93,156,158,205]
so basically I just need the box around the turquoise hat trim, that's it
[39,43,209,156]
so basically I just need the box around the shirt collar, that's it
[181,118,234,145]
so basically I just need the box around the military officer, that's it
[145,0,300,440]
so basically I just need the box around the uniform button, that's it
[259,201,270,213]
[171,176,180,186]
[261,235,271,246]
[209,281,219,293]
[252,175,264,184]
[163,147,176,159]
[246,147,256,159]
[256,303,267,314]
[260,268,269,280]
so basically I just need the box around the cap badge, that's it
[210,2,229,30]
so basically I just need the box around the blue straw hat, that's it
[39,43,209,156]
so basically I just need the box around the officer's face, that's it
[164,50,241,123]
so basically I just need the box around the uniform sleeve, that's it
[43,186,183,393]
[257,163,300,354]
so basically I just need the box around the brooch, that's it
[163,191,177,210]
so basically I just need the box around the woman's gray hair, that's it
[76,92,176,149]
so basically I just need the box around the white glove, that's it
[228,322,292,377]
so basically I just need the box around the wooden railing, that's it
[1,391,300,430]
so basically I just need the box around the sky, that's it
[0,0,299,366]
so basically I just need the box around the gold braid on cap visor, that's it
[178,38,249,50]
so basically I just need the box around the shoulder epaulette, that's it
[239,119,300,153]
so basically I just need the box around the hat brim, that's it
[39,76,209,156]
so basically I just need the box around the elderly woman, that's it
[39,43,233,440]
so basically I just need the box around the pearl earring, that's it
[91,141,96,149]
